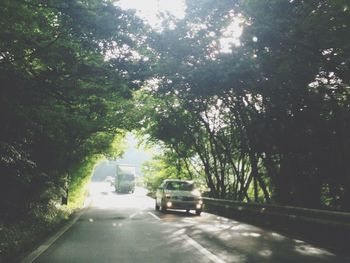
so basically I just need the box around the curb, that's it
[20,199,92,263]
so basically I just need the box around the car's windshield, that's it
[165,181,194,191]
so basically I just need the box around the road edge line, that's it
[20,207,88,263]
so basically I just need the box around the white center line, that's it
[147,211,161,221]
[182,234,226,263]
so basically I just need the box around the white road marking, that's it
[182,234,226,263]
[147,211,161,221]
[129,212,138,219]
[152,216,224,262]
[20,210,85,263]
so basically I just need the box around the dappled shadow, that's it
[157,209,198,219]
[158,213,348,263]
[84,180,348,262]
[111,191,134,196]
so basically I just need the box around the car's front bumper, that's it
[165,200,203,210]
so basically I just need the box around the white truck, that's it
[115,164,136,193]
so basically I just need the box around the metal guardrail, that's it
[202,197,350,253]
[203,197,350,223]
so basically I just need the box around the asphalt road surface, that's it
[26,182,349,263]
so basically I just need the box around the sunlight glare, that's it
[295,244,334,257]
[259,249,273,257]
[242,232,261,237]
[219,17,243,53]
[117,0,186,28]
[88,181,153,210]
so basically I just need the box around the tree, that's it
[0,0,147,219]
[136,0,350,209]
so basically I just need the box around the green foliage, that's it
[141,155,181,194]
[1,0,350,238]
[142,151,196,195]
[142,155,178,195]
[67,155,100,210]
[0,136,126,261]
[0,0,147,219]
[236,0,350,208]
[136,0,350,209]
[0,214,66,262]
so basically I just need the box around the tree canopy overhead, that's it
[1,0,350,220]
[0,0,149,218]
[136,0,350,210]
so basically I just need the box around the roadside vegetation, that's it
[1,0,350,260]
[0,156,91,262]
[136,0,350,210]
[0,0,142,261]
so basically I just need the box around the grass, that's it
[0,205,71,262]
[0,156,101,262]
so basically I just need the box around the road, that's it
[27,182,348,263]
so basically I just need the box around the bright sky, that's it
[116,0,242,53]
[117,0,186,27]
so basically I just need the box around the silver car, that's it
[155,179,203,215]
